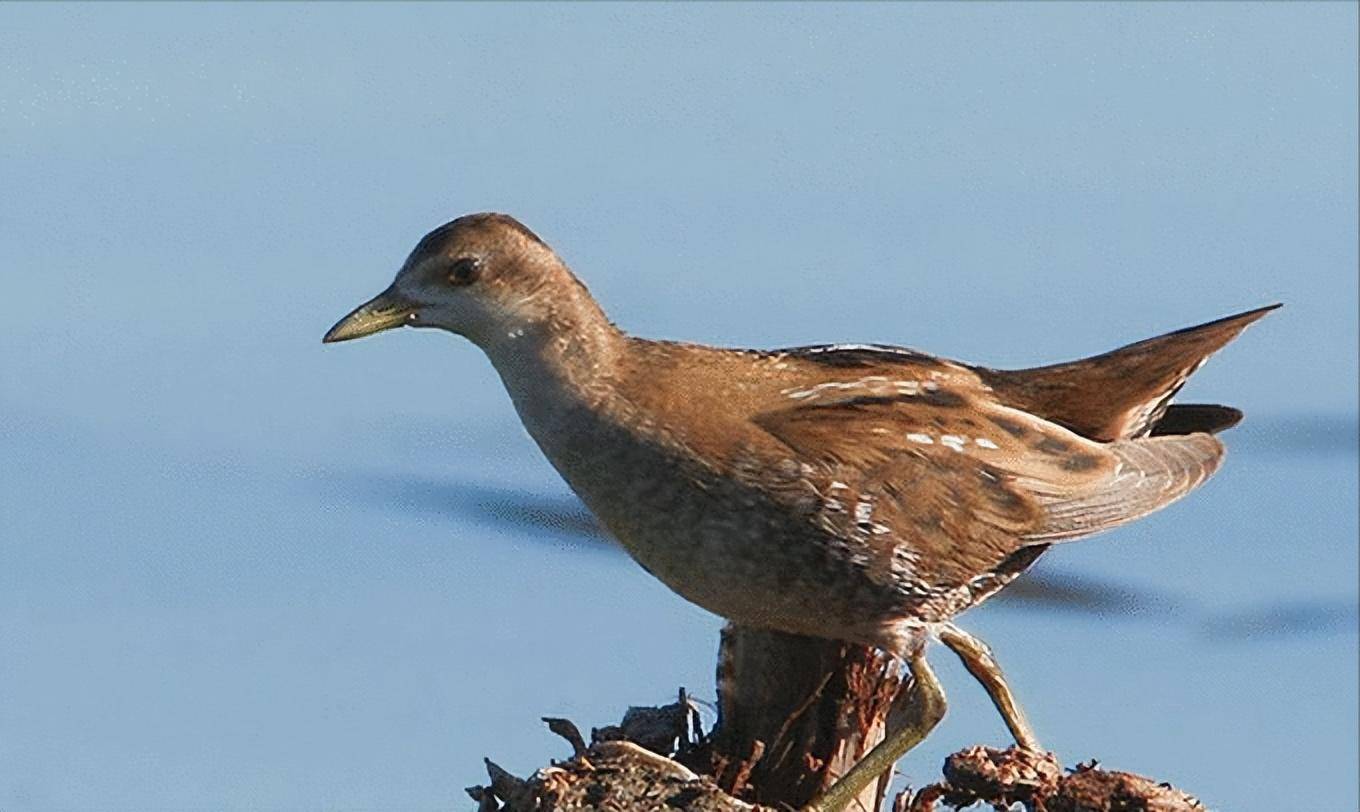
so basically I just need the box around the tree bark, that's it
[695,624,908,810]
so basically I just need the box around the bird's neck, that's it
[479,286,627,442]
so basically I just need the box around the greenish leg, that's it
[937,623,1041,752]
[802,653,947,812]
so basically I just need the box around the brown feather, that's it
[1150,404,1243,436]
[601,316,1259,629]
[977,304,1279,441]
[1026,433,1225,541]
[750,384,1130,605]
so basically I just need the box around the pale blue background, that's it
[1,3,1356,810]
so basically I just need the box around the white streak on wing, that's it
[782,376,928,402]
[795,343,918,356]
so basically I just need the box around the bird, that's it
[323,212,1276,810]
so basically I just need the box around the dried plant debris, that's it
[900,746,1204,812]
[542,718,588,758]
[469,695,757,812]
[470,704,1204,812]
[468,738,763,812]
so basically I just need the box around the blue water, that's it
[2,4,1355,810]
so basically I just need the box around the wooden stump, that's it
[697,624,910,810]
[468,625,1206,812]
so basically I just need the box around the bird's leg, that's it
[936,622,1041,752]
[802,652,946,812]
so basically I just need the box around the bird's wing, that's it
[751,381,1224,565]
[1025,432,1224,541]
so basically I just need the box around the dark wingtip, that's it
[1230,302,1283,327]
[1162,302,1282,338]
[1150,404,1245,436]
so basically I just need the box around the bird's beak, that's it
[323,286,419,344]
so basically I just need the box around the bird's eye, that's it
[447,257,481,286]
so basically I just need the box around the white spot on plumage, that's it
[906,432,934,444]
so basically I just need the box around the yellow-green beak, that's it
[323,286,418,344]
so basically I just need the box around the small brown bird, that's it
[324,213,1276,810]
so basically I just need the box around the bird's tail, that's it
[977,304,1279,441]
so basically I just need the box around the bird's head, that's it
[323,213,582,347]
